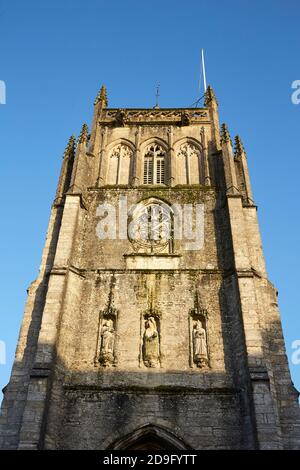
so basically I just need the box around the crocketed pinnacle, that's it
[63,135,76,157]
[94,85,108,107]
[234,135,245,156]
[204,85,217,106]
[220,123,231,144]
[78,123,89,144]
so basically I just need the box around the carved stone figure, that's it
[181,111,190,126]
[115,109,128,127]
[143,316,159,368]
[193,320,208,368]
[99,319,115,366]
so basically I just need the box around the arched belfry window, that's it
[143,144,165,185]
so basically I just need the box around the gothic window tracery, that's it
[177,142,201,184]
[128,198,174,254]
[107,143,133,185]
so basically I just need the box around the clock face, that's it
[128,201,173,253]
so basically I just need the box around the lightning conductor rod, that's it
[201,48,207,93]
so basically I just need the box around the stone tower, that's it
[1,86,300,450]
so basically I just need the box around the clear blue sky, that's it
[0,0,299,402]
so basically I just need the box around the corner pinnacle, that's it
[220,123,231,144]
[94,85,108,107]
[63,135,76,157]
[78,123,89,144]
[204,85,217,106]
[234,135,245,156]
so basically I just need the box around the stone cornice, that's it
[48,266,267,280]
[70,267,224,276]
[50,265,86,278]
[64,384,238,395]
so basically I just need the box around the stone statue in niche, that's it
[143,316,160,368]
[99,318,115,366]
[193,319,208,368]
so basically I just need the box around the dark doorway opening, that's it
[109,424,190,451]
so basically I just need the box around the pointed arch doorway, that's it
[109,424,190,451]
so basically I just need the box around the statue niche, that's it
[96,308,117,368]
[189,295,209,369]
[99,318,115,366]
[192,319,208,368]
[143,316,160,368]
[95,277,119,368]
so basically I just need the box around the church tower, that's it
[1,86,300,450]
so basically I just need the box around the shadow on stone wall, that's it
[0,205,64,449]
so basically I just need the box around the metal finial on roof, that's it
[153,84,160,109]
